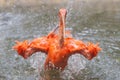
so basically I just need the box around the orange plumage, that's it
[13,8,101,71]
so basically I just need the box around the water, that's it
[0,0,120,80]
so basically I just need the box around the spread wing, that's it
[13,37,49,59]
[65,38,101,60]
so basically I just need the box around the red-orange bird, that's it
[13,9,101,71]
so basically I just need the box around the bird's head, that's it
[58,8,67,25]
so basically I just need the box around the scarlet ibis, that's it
[13,8,101,71]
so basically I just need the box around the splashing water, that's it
[0,0,120,80]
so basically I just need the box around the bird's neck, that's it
[59,18,65,48]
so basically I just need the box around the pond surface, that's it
[0,0,120,80]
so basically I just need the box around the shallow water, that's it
[0,0,120,80]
